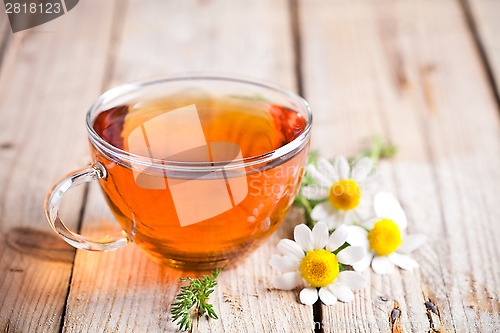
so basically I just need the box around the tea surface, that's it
[91,95,308,269]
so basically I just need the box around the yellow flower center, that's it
[329,179,361,211]
[368,219,402,256]
[299,249,339,287]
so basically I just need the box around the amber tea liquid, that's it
[91,94,308,269]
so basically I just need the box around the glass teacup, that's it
[45,76,312,270]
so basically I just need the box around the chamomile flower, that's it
[270,222,367,305]
[301,156,378,228]
[347,192,426,275]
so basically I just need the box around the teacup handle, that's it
[44,162,129,251]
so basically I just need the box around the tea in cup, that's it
[45,76,312,270]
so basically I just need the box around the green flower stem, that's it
[357,135,397,163]
[294,194,316,228]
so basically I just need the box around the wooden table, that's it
[1,0,499,332]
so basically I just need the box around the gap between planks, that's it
[99,0,129,91]
[298,0,500,332]
[459,0,500,114]
[289,0,305,98]
[0,16,12,77]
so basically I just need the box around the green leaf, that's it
[171,266,225,331]
[356,135,397,163]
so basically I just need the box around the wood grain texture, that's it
[106,0,296,89]
[466,0,500,101]
[0,17,11,72]
[299,0,500,332]
[62,184,184,333]
[2,0,499,332]
[0,1,118,332]
[63,0,313,332]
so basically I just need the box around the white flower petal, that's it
[319,287,337,305]
[362,172,380,189]
[337,271,367,289]
[351,199,372,222]
[373,192,407,230]
[311,201,335,221]
[301,185,329,200]
[389,253,419,271]
[312,222,329,249]
[398,234,426,254]
[326,224,349,251]
[390,206,407,230]
[352,253,373,272]
[294,224,314,252]
[357,194,373,209]
[278,239,305,261]
[341,210,357,226]
[337,246,366,265]
[270,255,298,272]
[329,282,354,303]
[373,192,397,216]
[334,156,350,180]
[300,287,318,305]
[317,158,337,183]
[351,157,372,182]
[360,217,380,230]
[346,226,369,247]
[273,272,301,290]
[322,215,340,230]
[307,165,330,188]
[371,256,396,275]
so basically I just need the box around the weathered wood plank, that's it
[298,2,430,331]
[106,0,295,88]
[62,184,183,333]
[0,15,11,71]
[466,0,500,102]
[63,0,313,332]
[0,1,118,332]
[299,0,500,332]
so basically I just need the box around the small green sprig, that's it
[357,135,397,163]
[292,151,321,226]
[171,266,225,332]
